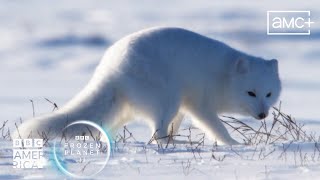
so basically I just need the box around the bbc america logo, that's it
[267,11,315,35]
[12,139,44,169]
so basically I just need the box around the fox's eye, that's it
[266,92,272,98]
[247,91,256,97]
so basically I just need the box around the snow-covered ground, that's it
[2,138,320,180]
[1,0,320,179]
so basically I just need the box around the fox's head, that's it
[228,57,281,120]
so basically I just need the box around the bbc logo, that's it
[267,11,315,35]
[13,139,43,148]
[75,136,89,140]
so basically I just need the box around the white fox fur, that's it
[14,27,281,145]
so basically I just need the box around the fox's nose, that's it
[258,113,266,119]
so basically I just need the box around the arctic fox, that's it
[14,27,281,145]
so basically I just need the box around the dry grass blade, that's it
[221,102,314,145]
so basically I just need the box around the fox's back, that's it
[95,27,238,89]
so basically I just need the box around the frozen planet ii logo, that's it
[64,135,101,158]
[53,120,111,179]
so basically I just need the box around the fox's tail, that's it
[12,79,118,140]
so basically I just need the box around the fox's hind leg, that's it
[104,101,133,139]
[168,112,184,135]
[153,111,177,140]
[150,101,180,144]
[93,89,129,139]
[167,112,197,144]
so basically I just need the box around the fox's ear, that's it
[235,57,249,74]
[269,59,279,73]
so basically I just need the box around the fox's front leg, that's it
[191,107,239,145]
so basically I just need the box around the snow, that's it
[1,0,320,179]
[2,135,320,179]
